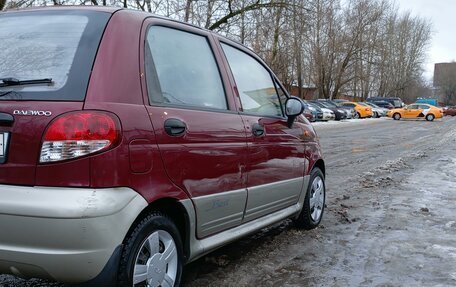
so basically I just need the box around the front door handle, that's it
[252,123,264,137]
[164,118,186,136]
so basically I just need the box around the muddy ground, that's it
[1,116,455,287]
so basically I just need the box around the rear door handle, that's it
[252,123,264,137]
[164,118,186,136]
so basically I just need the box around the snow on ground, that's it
[311,117,390,128]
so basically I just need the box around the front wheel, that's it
[118,212,183,287]
[295,168,326,230]
[393,113,401,120]
[426,114,435,121]
[354,112,360,119]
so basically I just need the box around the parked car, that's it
[0,7,326,287]
[308,102,335,121]
[371,100,395,110]
[318,99,355,119]
[340,102,373,118]
[387,103,443,121]
[311,100,346,120]
[303,107,316,122]
[332,99,349,103]
[443,106,456,116]
[364,102,387,118]
[367,97,404,108]
[305,101,324,121]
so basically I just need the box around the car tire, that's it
[426,114,435,121]
[373,111,378,118]
[118,212,183,287]
[294,168,325,230]
[393,113,401,120]
[354,112,360,119]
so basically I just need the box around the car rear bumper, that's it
[0,185,147,284]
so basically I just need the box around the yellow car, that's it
[341,102,373,119]
[387,103,443,121]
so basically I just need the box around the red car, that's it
[0,7,326,287]
[444,106,456,116]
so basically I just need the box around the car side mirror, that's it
[285,97,304,128]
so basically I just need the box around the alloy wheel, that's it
[309,176,325,222]
[133,230,178,287]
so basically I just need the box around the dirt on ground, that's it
[1,117,456,287]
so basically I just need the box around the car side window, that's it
[419,105,429,109]
[221,43,283,117]
[145,26,227,110]
[343,103,355,108]
[408,104,419,109]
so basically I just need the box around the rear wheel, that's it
[295,168,325,230]
[426,114,435,121]
[118,212,183,287]
[393,113,401,120]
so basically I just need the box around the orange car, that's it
[387,103,443,121]
[341,102,373,118]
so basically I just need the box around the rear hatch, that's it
[0,9,111,185]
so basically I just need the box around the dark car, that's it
[305,101,323,121]
[319,99,355,119]
[0,7,326,287]
[367,97,404,108]
[370,100,395,109]
[311,100,346,120]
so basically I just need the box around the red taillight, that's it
[365,108,370,111]
[40,111,121,163]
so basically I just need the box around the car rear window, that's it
[0,10,111,101]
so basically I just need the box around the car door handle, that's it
[252,123,264,137]
[164,118,186,136]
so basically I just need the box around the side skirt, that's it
[181,175,310,263]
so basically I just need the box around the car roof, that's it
[0,5,121,14]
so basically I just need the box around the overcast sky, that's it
[395,0,455,81]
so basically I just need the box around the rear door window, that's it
[145,26,227,110]
[0,11,110,101]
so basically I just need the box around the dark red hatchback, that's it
[0,7,325,287]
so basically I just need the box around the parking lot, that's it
[181,117,456,287]
[1,116,455,287]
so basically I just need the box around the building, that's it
[433,62,456,105]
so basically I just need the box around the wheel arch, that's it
[311,159,325,177]
[124,197,191,262]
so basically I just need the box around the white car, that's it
[320,107,336,121]
[365,102,388,117]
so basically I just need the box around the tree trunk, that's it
[184,0,192,22]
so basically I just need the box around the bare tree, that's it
[1,0,433,102]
